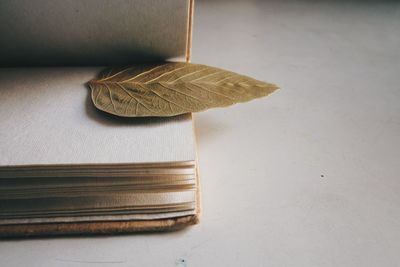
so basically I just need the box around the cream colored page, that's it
[0,0,189,65]
[0,68,196,165]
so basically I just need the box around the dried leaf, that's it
[88,62,279,117]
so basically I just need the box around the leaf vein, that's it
[115,83,155,114]
[144,65,189,84]
[137,84,188,111]
[104,84,117,112]
[190,82,236,101]
[157,82,205,103]
[166,67,208,83]
[99,68,131,82]
[188,70,224,83]
[118,65,165,83]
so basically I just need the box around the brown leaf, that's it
[88,62,279,117]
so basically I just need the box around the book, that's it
[0,0,199,237]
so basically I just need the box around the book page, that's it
[0,68,196,165]
[0,0,190,66]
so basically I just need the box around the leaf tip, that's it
[271,83,280,91]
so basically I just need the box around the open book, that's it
[0,0,199,237]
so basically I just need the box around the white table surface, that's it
[1,1,400,266]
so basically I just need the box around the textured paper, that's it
[0,68,196,166]
[0,0,191,66]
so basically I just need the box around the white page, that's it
[0,68,196,166]
[0,0,190,65]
